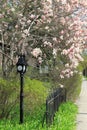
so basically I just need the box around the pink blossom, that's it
[45,26,49,30]
[60,17,66,25]
[60,74,64,79]
[43,41,52,47]
[75,53,84,61]
[61,49,68,55]
[60,35,63,40]
[31,48,42,58]
[15,25,19,29]
[38,57,43,64]
[60,30,64,34]
[53,37,57,42]
[23,29,29,35]
[65,63,69,67]
[27,20,31,24]
[0,14,4,18]
[53,48,57,57]
[30,14,35,19]
[65,74,70,78]
[65,3,71,12]
[61,0,66,5]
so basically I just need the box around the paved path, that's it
[76,79,87,130]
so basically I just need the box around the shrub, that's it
[0,76,48,119]
[0,77,19,119]
[62,73,82,101]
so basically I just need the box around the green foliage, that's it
[0,102,77,130]
[0,77,19,118]
[81,54,87,69]
[61,73,82,101]
[24,77,48,113]
[0,76,48,119]
[78,55,87,77]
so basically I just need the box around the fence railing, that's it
[42,88,66,126]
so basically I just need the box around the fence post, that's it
[46,99,48,125]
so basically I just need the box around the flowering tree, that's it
[0,0,87,78]
[44,0,87,78]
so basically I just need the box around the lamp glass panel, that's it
[17,65,22,71]
[23,66,26,72]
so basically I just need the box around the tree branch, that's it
[0,51,13,63]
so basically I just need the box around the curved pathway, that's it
[76,79,87,130]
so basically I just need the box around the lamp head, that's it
[16,54,27,74]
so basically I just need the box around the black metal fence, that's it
[42,88,66,126]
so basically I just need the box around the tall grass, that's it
[52,102,78,130]
[0,102,78,130]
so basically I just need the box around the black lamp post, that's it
[16,54,27,124]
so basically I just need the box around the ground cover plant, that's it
[0,102,77,130]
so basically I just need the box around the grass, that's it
[0,102,78,130]
[52,102,78,130]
